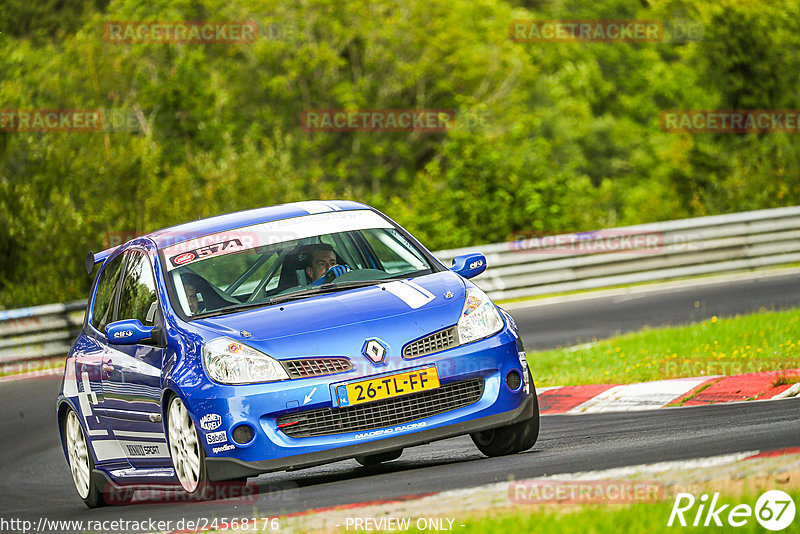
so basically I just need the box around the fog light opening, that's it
[232,424,254,445]
[505,370,522,391]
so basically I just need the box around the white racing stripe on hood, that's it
[380,280,435,309]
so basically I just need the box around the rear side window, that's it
[117,252,160,326]
[91,254,124,332]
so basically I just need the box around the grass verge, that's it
[530,307,800,387]
[438,488,800,534]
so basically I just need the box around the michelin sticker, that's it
[200,413,221,431]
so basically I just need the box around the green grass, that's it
[433,489,800,534]
[530,307,800,387]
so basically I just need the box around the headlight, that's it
[202,337,289,384]
[456,288,504,344]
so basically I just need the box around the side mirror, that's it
[450,253,487,279]
[106,319,157,345]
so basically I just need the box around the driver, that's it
[303,244,349,285]
[183,280,201,314]
[180,272,207,314]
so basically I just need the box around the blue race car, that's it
[57,200,539,507]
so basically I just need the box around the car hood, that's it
[191,271,469,359]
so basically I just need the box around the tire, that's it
[167,396,211,499]
[470,382,540,457]
[355,449,403,466]
[63,409,106,508]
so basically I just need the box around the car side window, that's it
[117,251,160,327]
[91,254,124,332]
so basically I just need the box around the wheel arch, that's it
[56,398,80,458]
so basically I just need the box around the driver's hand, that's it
[310,264,350,286]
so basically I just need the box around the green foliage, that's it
[1,0,799,307]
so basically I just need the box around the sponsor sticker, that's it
[212,443,235,454]
[353,421,427,440]
[518,352,530,394]
[169,238,244,267]
[206,430,228,445]
[125,443,162,457]
[200,413,222,431]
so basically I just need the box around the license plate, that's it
[336,366,440,408]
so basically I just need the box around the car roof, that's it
[90,200,374,268]
[147,200,371,249]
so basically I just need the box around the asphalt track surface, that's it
[2,271,800,532]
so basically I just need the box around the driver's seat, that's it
[275,251,309,293]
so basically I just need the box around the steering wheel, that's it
[312,264,350,286]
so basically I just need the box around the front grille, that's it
[282,358,353,379]
[277,378,484,438]
[402,326,459,359]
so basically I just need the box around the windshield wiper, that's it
[193,300,270,319]
[266,279,392,305]
[194,277,409,317]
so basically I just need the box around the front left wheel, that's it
[470,383,540,457]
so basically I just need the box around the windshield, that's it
[160,210,436,318]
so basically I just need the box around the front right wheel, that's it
[470,384,540,457]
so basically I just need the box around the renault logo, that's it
[362,338,388,364]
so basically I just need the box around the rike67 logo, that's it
[668,490,795,531]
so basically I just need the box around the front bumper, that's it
[205,391,535,480]
[181,325,531,480]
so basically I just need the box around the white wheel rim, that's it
[65,411,91,499]
[168,397,201,492]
